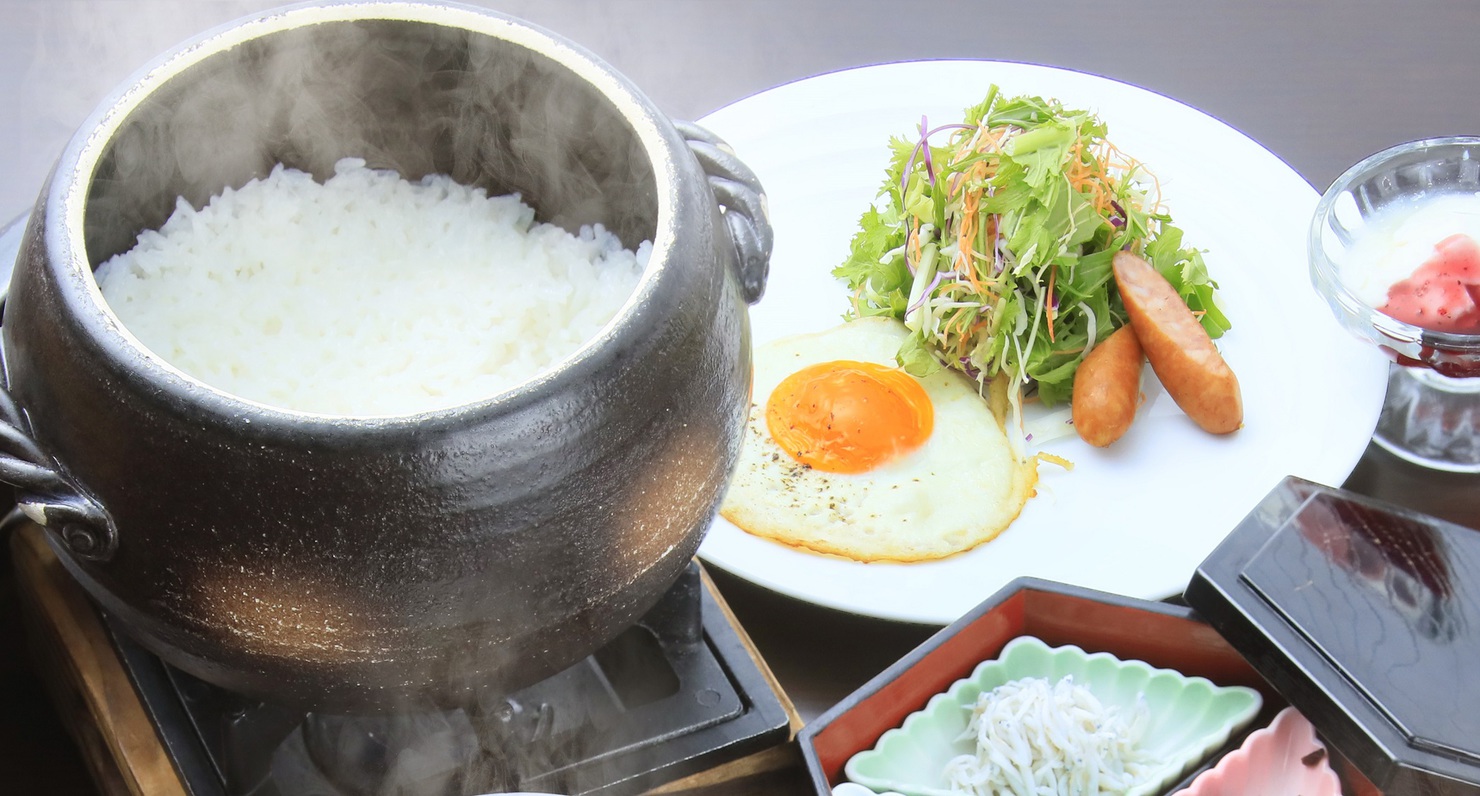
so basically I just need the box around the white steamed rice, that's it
[93,157,651,416]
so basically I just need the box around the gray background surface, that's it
[3,0,1478,223]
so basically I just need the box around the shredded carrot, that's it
[953,158,992,296]
[950,307,979,339]
[1036,451,1075,471]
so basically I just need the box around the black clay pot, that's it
[1,1,770,712]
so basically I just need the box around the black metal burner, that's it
[106,563,790,796]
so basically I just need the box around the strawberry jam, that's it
[1379,233,1480,334]
[1340,193,1480,337]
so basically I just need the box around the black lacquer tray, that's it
[1187,475,1480,795]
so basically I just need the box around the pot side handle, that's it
[676,121,773,305]
[0,349,118,562]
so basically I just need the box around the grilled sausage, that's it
[1072,325,1145,447]
[1112,251,1242,434]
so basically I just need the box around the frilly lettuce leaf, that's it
[833,85,1229,412]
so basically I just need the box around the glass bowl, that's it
[1310,136,1480,471]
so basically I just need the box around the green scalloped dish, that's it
[844,636,1263,796]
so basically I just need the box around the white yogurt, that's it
[1340,192,1480,307]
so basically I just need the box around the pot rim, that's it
[44,0,687,429]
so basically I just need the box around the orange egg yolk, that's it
[764,360,934,474]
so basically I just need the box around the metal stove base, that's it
[107,562,791,796]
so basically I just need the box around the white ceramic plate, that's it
[695,60,1387,624]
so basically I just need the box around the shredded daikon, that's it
[943,675,1154,796]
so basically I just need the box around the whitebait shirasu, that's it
[943,676,1155,796]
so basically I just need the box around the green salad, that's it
[834,86,1229,419]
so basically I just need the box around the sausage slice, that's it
[1072,325,1144,447]
[1112,251,1242,434]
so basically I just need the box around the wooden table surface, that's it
[3,1,1480,792]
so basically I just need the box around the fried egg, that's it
[720,317,1038,562]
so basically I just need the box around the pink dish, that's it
[1176,706,1341,796]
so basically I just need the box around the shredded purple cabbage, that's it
[899,122,977,196]
[906,270,948,313]
[920,116,936,185]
